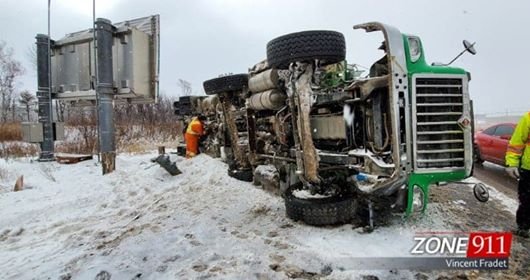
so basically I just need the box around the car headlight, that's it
[408,36,421,63]
[412,185,425,212]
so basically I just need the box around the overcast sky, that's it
[0,0,528,115]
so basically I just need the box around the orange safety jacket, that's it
[506,112,530,170]
[186,117,204,136]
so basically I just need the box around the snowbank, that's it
[0,153,522,279]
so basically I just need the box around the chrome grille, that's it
[413,77,465,169]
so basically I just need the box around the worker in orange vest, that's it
[185,115,206,158]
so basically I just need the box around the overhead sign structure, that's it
[50,15,160,104]
[31,14,160,173]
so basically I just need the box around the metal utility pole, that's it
[95,18,116,174]
[93,0,101,163]
[35,34,54,161]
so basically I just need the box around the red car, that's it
[474,123,516,166]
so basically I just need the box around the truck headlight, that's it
[412,185,425,212]
[408,36,421,63]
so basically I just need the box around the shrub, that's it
[0,123,22,141]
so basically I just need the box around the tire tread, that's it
[203,74,249,95]
[267,30,346,69]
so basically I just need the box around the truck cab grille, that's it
[413,76,466,170]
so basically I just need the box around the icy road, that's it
[0,153,528,280]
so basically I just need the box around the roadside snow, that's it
[0,153,522,279]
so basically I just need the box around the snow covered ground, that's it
[0,153,526,279]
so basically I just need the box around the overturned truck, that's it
[203,22,477,226]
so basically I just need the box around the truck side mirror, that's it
[463,40,477,55]
[434,40,477,66]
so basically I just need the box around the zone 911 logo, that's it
[411,232,512,258]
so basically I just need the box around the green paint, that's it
[319,60,363,90]
[402,34,467,76]
[406,170,468,215]
[400,34,471,215]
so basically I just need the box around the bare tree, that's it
[26,44,37,74]
[177,79,192,97]
[11,91,19,121]
[0,41,24,123]
[18,90,35,121]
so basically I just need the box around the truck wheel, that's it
[203,74,249,95]
[266,30,346,69]
[284,183,356,226]
[228,168,254,182]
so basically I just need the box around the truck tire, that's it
[284,183,356,226]
[266,30,346,69]
[228,168,254,182]
[203,74,249,95]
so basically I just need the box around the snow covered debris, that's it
[253,164,277,179]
